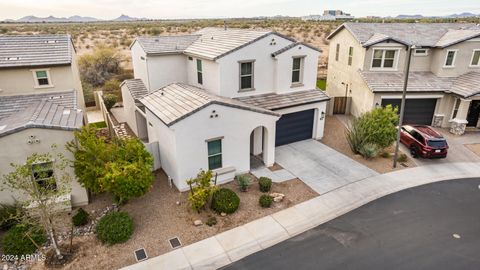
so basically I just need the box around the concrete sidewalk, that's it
[121,162,480,270]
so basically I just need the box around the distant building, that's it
[302,10,354,21]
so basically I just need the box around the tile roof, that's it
[120,79,148,101]
[271,42,322,57]
[328,23,479,47]
[139,83,279,126]
[0,35,72,68]
[358,70,480,98]
[0,90,83,137]
[235,89,330,110]
[133,35,200,55]
[183,28,273,60]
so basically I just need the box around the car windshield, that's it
[427,140,446,148]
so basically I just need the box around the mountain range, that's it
[2,14,147,23]
[395,12,479,19]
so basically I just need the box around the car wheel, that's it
[410,146,418,158]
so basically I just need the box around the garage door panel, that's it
[381,98,436,125]
[276,109,314,146]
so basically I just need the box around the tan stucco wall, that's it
[0,128,88,207]
[430,39,480,77]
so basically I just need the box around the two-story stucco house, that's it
[121,27,329,191]
[0,35,88,207]
[326,23,480,135]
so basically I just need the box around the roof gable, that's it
[132,35,200,55]
[271,42,322,57]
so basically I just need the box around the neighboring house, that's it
[0,35,88,207]
[326,23,480,135]
[121,27,329,191]
[302,10,354,21]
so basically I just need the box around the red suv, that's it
[400,125,448,158]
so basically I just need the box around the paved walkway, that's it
[121,162,480,270]
[86,109,104,123]
[275,140,378,194]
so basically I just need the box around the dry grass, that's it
[321,116,416,173]
[32,170,317,270]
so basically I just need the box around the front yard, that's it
[321,116,416,173]
[32,171,317,270]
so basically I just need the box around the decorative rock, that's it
[176,201,180,205]
[194,219,203,226]
[220,212,227,217]
[269,192,285,202]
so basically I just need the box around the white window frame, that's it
[196,59,203,85]
[238,60,255,92]
[370,48,400,70]
[469,49,480,67]
[291,56,305,86]
[451,98,461,120]
[413,48,429,56]
[31,69,53,88]
[443,49,458,68]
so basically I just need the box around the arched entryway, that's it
[249,126,269,169]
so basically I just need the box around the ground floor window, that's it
[451,98,461,119]
[32,161,57,190]
[207,139,222,170]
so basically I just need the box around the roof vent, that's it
[6,57,20,61]
[49,95,64,100]
[44,40,58,44]
[63,110,71,115]
[0,125,6,131]
[155,39,159,42]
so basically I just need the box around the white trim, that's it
[443,49,458,68]
[413,48,429,56]
[370,48,401,71]
[31,68,54,89]
[469,49,480,68]
[291,56,304,85]
[380,94,444,99]
[450,97,461,120]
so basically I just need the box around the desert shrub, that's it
[0,203,22,230]
[211,188,240,214]
[206,216,217,227]
[358,143,380,159]
[235,174,251,192]
[96,212,133,245]
[103,94,117,111]
[78,46,122,86]
[346,105,398,158]
[2,225,46,256]
[259,195,273,208]
[186,170,218,213]
[103,78,121,99]
[258,177,272,192]
[380,151,391,158]
[72,208,89,227]
[398,153,408,163]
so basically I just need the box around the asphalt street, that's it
[222,178,480,270]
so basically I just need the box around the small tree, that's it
[78,46,122,87]
[186,170,218,213]
[1,145,71,260]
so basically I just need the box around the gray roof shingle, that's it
[271,42,322,57]
[134,35,200,55]
[139,83,279,126]
[328,23,479,48]
[358,70,480,98]
[121,79,148,101]
[0,35,72,68]
[0,90,82,137]
[235,89,330,110]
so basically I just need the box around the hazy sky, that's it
[0,0,479,20]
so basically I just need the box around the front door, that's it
[467,100,480,127]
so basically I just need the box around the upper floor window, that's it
[348,47,353,66]
[371,49,397,69]
[33,69,52,88]
[239,61,254,91]
[335,44,340,61]
[196,59,203,85]
[470,50,480,67]
[414,49,428,56]
[444,50,457,68]
[292,57,304,84]
[207,138,222,170]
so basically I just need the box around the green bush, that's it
[235,174,251,192]
[186,170,218,213]
[258,177,272,192]
[398,153,408,163]
[206,216,217,227]
[259,195,273,208]
[380,151,391,158]
[358,143,380,159]
[96,212,133,245]
[103,94,117,111]
[0,203,22,230]
[2,225,46,256]
[211,188,240,214]
[72,208,89,227]
[346,105,398,158]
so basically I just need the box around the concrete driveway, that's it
[400,128,480,166]
[275,140,378,194]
